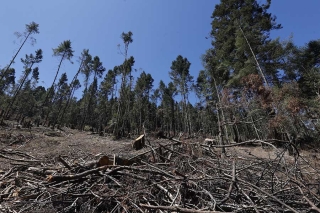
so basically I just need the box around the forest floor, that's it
[0,121,163,170]
[1,121,319,170]
[1,121,320,212]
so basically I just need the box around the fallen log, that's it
[27,167,58,175]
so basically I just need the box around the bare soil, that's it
[1,123,320,170]
[0,122,170,170]
[1,122,320,212]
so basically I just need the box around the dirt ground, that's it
[0,127,116,169]
[0,122,172,170]
[1,121,320,172]
[1,121,320,212]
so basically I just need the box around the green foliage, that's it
[80,49,93,91]
[121,31,133,47]
[0,68,15,94]
[44,40,74,108]
[100,69,116,98]
[92,56,106,78]
[291,40,320,99]
[25,21,40,34]
[1,12,320,145]
[133,71,154,131]
[135,71,154,98]
[121,31,133,57]
[78,55,106,130]
[53,40,74,61]
[21,49,43,68]
[210,0,282,86]
[169,55,193,97]
[1,22,39,84]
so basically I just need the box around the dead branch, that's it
[0,134,318,213]
[139,203,234,213]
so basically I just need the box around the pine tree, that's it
[45,40,74,106]
[3,49,43,118]
[210,0,282,86]
[169,55,193,134]
[134,71,154,133]
[80,56,106,130]
[0,22,39,81]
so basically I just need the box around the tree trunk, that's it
[53,60,84,128]
[0,32,31,81]
[213,77,229,144]
[239,26,269,87]
[4,68,33,119]
[42,52,66,109]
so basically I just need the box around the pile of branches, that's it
[0,139,320,213]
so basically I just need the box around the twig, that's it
[298,186,320,212]
[219,160,236,205]
[0,153,40,163]
[201,139,278,150]
[241,190,260,213]
[233,175,300,213]
[139,203,235,213]
[57,155,72,170]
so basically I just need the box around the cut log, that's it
[82,155,135,168]
[82,155,114,169]
[204,138,217,146]
[27,167,57,175]
[113,154,135,166]
[132,134,145,150]
[97,155,113,167]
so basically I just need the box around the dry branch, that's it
[0,137,318,213]
[139,204,234,213]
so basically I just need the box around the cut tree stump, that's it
[132,134,145,150]
[204,138,217,146]
[97,155,113,166]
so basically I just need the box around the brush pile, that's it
[0,138,320,213]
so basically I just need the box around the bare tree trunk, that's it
[41,52,66,118]
[239,25,269,87]
[54,59,84,128]
[216,103,226,155]
[0,32,31,81]
[213,77,229,144]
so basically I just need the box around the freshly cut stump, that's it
[132,134,145,150]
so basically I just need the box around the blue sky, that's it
[1,0,320,103]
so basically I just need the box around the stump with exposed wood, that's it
[132,134,145,150]
[113,155,135,166]
[204,138,217,146]
[97,155,135,166]
[97,155,113,166]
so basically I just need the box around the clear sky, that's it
[1,0,320,103]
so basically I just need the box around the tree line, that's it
[0,0,319,146]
